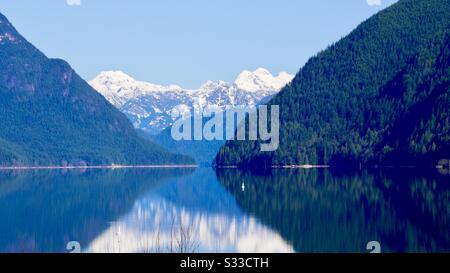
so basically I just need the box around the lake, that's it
[0,167,448,253]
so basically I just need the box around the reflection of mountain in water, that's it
[0,168,192,252]
[150,169,241,215]
[2,167,447,253]
[88,169,293,253]
[217,169,450,253]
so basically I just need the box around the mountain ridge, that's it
[89,69,293,134]
[0,12,193,166]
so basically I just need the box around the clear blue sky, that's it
[0,0,397,88]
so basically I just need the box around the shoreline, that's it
[215,165,330,169]
[273,165,330,169]
[0,165,198,171]
[215,164,443,170]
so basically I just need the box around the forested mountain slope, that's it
[0,12,193,166]
[215,0,450,169]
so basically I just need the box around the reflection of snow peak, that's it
[87,196,293,253]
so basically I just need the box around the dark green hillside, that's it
[215,0,450,169]
[0,12,193,166]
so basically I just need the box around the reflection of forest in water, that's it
[0,167,448,253]
[0,168,193,252]
[216,168,450,253]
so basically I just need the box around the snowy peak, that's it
[89,71,184,106]
[234,68,294,92]
[94,71,138,87]
[90,70,183,93]
[89,68,292,134]
[198,80,231,93]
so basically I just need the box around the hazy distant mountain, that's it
[0,12,193,166]
[215,0,450,169]
[90,68,293,134]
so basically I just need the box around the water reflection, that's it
[217,168,450,253]
[0,167,448,253]
[0,168,192,252]
[87,169,293,253]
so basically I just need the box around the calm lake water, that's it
[0,167,448,253]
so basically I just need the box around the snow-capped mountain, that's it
[235,68,294,92]
[89,68,293,134]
